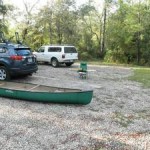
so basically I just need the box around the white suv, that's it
[33,45,78,67]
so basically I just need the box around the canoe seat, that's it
[29,85,40,91]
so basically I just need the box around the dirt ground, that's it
[0,63,150,150]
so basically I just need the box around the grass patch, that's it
[78,60,139,67]
[129,68,150,88]
[78,60,150,87]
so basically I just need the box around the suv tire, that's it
[51,58,59,67]
[0,66,10,81]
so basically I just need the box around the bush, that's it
[79,52,92,60]
[104,50,114,62]
[104,49,127,63]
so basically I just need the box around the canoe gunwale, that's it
[0,81,84,92]
[0,81,93,104]
[0,87,93,94]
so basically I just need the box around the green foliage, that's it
[3,0,150,66]
[105,0,150,65]
[79,51,92,60]
[104,49,127,63]
[0,4,13,33]
[104,50,114,62]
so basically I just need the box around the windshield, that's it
[64,47,77,53]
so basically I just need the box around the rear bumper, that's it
[59,59,78,63]
[9,66,38,76]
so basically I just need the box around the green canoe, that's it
[0,81,93,105]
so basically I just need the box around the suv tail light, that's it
[62,54,65,59]
[10,55,23,61]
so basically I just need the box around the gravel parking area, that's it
[0,63,150,150]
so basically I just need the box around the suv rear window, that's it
[15,48,31,56]
[64,47,77,53]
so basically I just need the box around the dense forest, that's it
[0,0,150,65]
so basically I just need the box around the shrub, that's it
[104,49,127,63]
[79,52,92,60]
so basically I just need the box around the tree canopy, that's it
[1,0,150,65]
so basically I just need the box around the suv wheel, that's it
[0,66,10,81]
[51,58,59,67]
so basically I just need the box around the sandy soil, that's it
[0,63,150,150]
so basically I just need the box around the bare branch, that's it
[23,0,40,15]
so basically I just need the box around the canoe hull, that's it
[0,88,93,105]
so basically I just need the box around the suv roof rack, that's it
[0,31,29,49]
[15,32,23,45]
[0,31,9,44]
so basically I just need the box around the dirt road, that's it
[0,64,149,150]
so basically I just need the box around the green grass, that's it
[78,60,137,67]
[129,68,150,88]
[78,60,150,87]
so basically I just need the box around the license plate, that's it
[28,58,33,63]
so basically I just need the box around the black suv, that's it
[0,39,38,80]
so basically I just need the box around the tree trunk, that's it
[100,1,107,57]
[137,31,140,65]
[49,11,53,44]
[137,1,141,65]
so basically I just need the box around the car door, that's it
[35,47,45,62]
[48,47,62,62]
